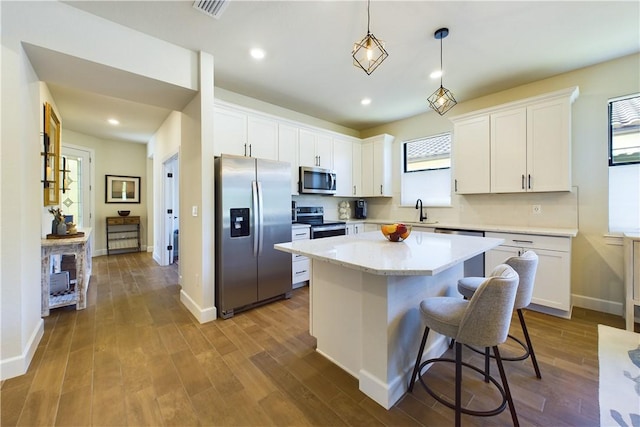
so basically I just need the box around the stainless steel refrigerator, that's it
[214,155,292,319]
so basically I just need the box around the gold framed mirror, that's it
[42,102,61,206]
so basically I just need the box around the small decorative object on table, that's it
[338,201,351,220]
[117,210,131,217]
[48,207,66,235]
[380,223,412,242]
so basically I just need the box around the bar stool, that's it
[458,250,541,379]
[408,264,520,427]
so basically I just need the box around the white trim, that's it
[604,234,624,246]
[179,289,217,323]
[572,293,624,317]
[0,319,44,380]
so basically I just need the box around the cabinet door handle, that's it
[353,185,356,195]
[528,174,531,189]
[512,239,534,244]
[249,144,252,157]
[454,179,458,192]
[380,185,383,195]
[521,174,525,190]
[244,143,247,157]
[294,232,306,237]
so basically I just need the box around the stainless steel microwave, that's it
[299,166,336,195]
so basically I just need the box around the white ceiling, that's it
[40,1,640,143]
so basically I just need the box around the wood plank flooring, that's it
[1,252,632,426]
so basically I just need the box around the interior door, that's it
[163,155,179,265]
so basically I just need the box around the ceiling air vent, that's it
[193,0,229,19]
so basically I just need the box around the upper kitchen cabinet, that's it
[213,104,278,160]
[278,123,300,195]
[361,134,394,197]
[332,137,354,197]
[299,129,333,169]
[352,142,362,197]
[451,115,491,194]
[451,86,578,194]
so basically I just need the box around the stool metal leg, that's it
[408,326,430,392]
[518,309,541,379]
[455,342,462,427]
[493,345,520,427]
[484,346,491,383]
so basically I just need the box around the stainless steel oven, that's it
[295,206,346,238]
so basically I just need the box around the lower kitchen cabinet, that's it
[485,231,572,318]
[292,225,310,288]
[346,222,364,235]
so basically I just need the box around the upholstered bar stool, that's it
[408,264,520,427]
[458,250,541,379]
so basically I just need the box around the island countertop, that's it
[275,230,504,276]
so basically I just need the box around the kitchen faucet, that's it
[415,199,427,222]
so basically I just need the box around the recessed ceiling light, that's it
[361,98,372,106]
[250,48,265,60]
[430,70,443,79]
[108,118,120,125]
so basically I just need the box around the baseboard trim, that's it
[572,294,624,317]
[0,319,44,380]
[179,290,217,324]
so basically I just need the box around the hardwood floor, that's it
[1,252,630,426]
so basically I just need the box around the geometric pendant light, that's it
[427,27,457,115]
[352,0,388,75]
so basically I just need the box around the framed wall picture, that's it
[105,175,141,203]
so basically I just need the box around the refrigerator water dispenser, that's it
[230,208,250,237]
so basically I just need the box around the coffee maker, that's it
[355,199,367,219]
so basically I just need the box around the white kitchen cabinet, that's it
[247,115,278,160]
[450,86,578,194]
[292,226,311,288]
[361,134,393,197]
[213,106,247,157]
[485,231,572,318]
[299,129,333,169]
[333,137,353,197]
[346,222,365,235]
[213,105,278,160]
[491,97,572,193]
[451,115,491,194]
[278,123,299,195]
[352,142,362,197]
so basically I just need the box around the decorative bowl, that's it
[380,223,412,242]
[117,210,131,217]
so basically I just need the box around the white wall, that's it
[0,0,201,380]
[148,111,181,263]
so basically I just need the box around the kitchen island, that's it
[275,230,503,409]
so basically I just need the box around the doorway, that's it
[163,154,179,265]
[60,145,94,241]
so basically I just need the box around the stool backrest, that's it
[457,264,519,348]
[505,250,538,309]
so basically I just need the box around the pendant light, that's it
[352,0,388,75]
[428,28,457,115]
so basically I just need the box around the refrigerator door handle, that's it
[257,181,265,255]
[252,181,259,256]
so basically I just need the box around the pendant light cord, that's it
[439,36,443,87]
[367,0,371,34]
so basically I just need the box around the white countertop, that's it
[292,223,311,229]
[275,230,503,276]
[624,232,640,241]
[349,219,577,237]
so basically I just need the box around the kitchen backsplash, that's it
[294,189,579,229]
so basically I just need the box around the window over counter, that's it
[401,133,451,206]
[608,94,640,233]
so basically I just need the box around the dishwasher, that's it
[434,228,485,277]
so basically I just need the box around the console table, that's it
[106,216,141,255]
[41,228,92,316]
